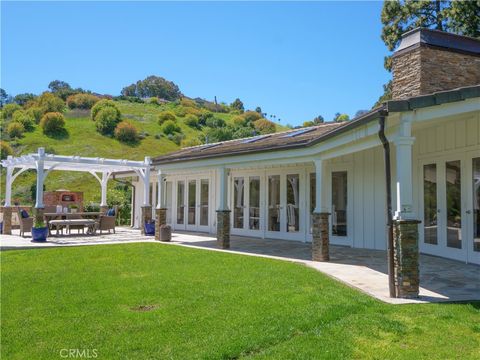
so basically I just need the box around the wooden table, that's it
[44,212,101,235]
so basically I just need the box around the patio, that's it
[1,228,478,304]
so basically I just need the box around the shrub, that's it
[91,99,121,121]
[303,120,315,127]
[7,122,24,138]
[0,141,13,160]
[2,103,22,119]
[27,106,44,123]
[169,132,185,145]
[198,110,213,126]
[66,93,100,110]
[114,120,139,143]
[232,115,247,127]
[204,127,233,142]
[95,107,121,135]
[180,98,197,108]
[184,106,201,116]
[173,106,187,117]
[253,119,276,135]
[243,111,262,124]
[40,112,66,136]
[149,97,159,105]
[12,110,35,131]
[205,117,226,128]
[181,137,202,148]
[184,114,199,129]
[233,126,254,139]
[161,120,180,135]
[37,92,66,113]
[158,111,176,125]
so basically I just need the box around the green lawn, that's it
[2,244,479,359]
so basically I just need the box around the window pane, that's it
[177,181,185,224]
[233,178,244,229]
[249,177,260,230]
[332,171,347,236]
[268,175,280,231]
[446,161,461,249]
[310,173,316,234]
[200,179,209,226]
[188,180,196,225]
[423,164,438,245]
[286,174,300,232]
[473,158,480,252]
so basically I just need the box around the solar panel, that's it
[241,134,271,144]
[195,143,220,151]
[281,127,316,138]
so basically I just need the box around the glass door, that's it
[329,168,352,246]
[186,179,197,231]
[467,155,480,264]
[199,179,209,230]
[176,180,186,229]
[267,175,281,233]
[248,176,261,231]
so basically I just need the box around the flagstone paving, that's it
[1,227,478,304]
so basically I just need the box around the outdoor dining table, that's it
[44,212,102,235]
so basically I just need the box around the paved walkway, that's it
[1,228,479,304]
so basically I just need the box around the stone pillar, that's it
[155,208,167,240]
[2,207,12,235]
[393,219,420,298]
[140,206,152,235]
[216,210,231,249]
[100,205,109,214]
[34,207,45,226]
[312,212,330,261]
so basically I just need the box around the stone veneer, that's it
[2,207,12,234]
[155,208,167,241]
[392,219,421,298]
[216,210,231,249]
[392,45,480,99]
[140,206,152,235]
[312,212,330,261]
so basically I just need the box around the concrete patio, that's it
[1,227,479,304]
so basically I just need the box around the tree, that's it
[230,98,244,112]
[446,1,480,38]
[121,76,182,101]
[333,113,350,122]
[313,115,324,124]
[48,80,72,93]
[13,93,36,106]
[354,109,370,118]
[255,106,262,114]
[37,92,66,113]
[0,141,13,160]
[0,88,9,107]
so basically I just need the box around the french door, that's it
[232,175,264,237]
[420,152,480,264]
[175,178,210,232]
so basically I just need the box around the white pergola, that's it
[1,147,151,209]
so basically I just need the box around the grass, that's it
[2,243,479,359]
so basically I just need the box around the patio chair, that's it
[97,206,118,234]
[17,208,33,237]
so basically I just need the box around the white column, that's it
[100,172,109,207]
[35,147,45,208]
[313,158,327,213]
[143,156,151,206]
[156,170,165,209]
[394,115,416,220]
[217,166,229,211]
[4,161,13,207]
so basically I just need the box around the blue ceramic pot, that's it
[32,227,48,242]
[144,221,155,236]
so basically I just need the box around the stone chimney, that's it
[392,28,480,100]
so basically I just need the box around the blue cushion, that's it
[20,210,29,218]
[107,208,115,216]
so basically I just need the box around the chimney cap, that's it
[396,27,480,56]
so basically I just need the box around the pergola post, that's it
[100,171,109,214]
[216,165,230,249]
[312,158,330,261]
[34,147,45,224]
[140,156,152,234]
[393,114,420,298]
[155,169,167,240]
[2,161,13,234]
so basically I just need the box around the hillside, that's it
[1,99,288,206]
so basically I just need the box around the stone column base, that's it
[140,206,152,235]
[2,207,12,235]
[155,208,167,240]
[216,210,231,249]
[393,219,421,298]
[312,212,330,261]
[100,205,109,214]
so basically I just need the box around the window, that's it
[446,161,461,249]
[332,171,347,236]
[423,164,438,245]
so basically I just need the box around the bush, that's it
[184,114,199,128]
[303,121,315,127]
[253,119,276,135]
[243,111,262,124]
[232,115,247,127]
[114,120,138,143]
[0,141,13,160]
[37,92,66,113]
[7,122,24,138]
[149,97,159,105]
[12,110,35,131]
[2,103,22,119]
[40,112,66,136]
[91,99,121,121]
[205,117,226,128]
[204,127,233,142]
[181,137,202,148]
[161,120,180,135]
[27,106,44,123]
[173,106,187,117]
[233,126,254,139]
[95,107,121,135]
[158,111,176,125]
[180,98,197,108]
[169,132,185,145]
[198,110,213,126]
[66,93,100,110]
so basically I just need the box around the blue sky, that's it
[2,1,390,126]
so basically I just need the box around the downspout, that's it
[378,112,396,298]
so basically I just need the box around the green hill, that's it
[1,99,288,206]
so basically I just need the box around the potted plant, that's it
[32,217,48,242]
[70,204,78,214]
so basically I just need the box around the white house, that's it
[130,28,480,298]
